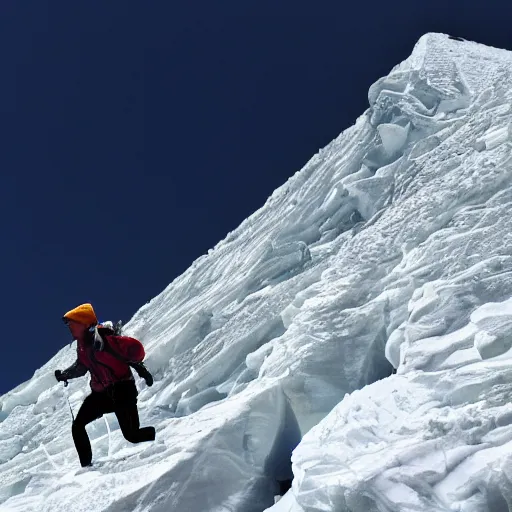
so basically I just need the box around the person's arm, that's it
[129,361,154,386]
[55,359,88,384]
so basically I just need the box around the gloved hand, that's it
[144,372,154,387]
[55,370,68,386]
[139,364,154,387]
[131,362,154,387]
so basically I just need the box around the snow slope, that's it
[1,32,512,511]
[267,34,512,512]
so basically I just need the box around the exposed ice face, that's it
[269,33,512,512]
[2,32,512,512]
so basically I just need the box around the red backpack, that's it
[95,321,153,386]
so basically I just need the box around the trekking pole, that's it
[62,381,75,422]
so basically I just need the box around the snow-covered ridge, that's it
[1,32,512,511]
[271,33,512,512]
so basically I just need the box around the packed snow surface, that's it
[1,33,512,511]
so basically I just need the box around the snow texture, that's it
[1,32,512,511]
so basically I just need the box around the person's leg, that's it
[116,405,156,443]
[72,392,112,466]
[113,381,155,443]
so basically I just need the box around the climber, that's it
[54,303,156,467]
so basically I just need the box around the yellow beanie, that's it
[63,303,98,326]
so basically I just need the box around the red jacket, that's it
[62,333,145,392]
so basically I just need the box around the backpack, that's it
[94,320,154,387]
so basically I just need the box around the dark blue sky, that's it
[0,1,510,394]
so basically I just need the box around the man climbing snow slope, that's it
[54,303,156,467]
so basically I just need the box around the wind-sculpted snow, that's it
[1,32,512,511]
[266,34,512,512]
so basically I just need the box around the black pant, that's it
[72,380,155,467]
